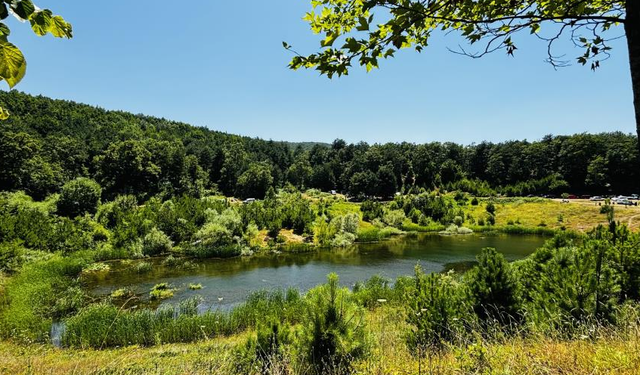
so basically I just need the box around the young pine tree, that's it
[467,248,522,327]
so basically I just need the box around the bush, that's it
[353,275,394,308]
[525,239,621,332]
[0,242,25,273]
[57,178,102,218]
[600,204,614,215]
[486,214,496,226]
[383,209,406,228]
[360,200,383,222]
[453,216,464,227]
[467,248,522,326]
[330,213,359,236]
[142,227,172,256]
[298,274,369,374]
[235,319,292,374]
[471,197,479,206]
[407,266,469,351]
[485,202,496,215]
[190,209,245,258]
[331,232,356,247]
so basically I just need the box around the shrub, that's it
[191,209,244,258]
[383,209,406,228]
[485,202,496,215]
[236,319,292,374]
[244,222,262,248]
[313,218,336,246]
[142,227,172,256]
[353,275,394,308]
[298,273,369,374]
[331,232,356,247]
[526,240,621,332]
[360,200,383,222]
[0,242,25,273]
[467,248,522,326]
[486,214,496,226]
[471,197,479,206]
[330,213,359,236]
[407,266,469,351]
[453,216,464,227]
[57,178,102,218]
[600,204,614,215]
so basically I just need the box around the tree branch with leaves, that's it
[0,0,72,119]
[286,1,639,156]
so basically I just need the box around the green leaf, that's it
[29,9,53,36]
[11,0,35,20]
[321,32,337,47]
[0,23,10,37]
[49,15,72,38]
[0,41,26,88]
[0,4,8,20]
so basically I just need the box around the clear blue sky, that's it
[6,1,635,145]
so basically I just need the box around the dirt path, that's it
[629,213,640,229]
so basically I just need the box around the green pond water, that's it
[87,233,546,311]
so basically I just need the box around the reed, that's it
[62,288,304,349]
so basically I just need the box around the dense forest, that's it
[1,90,638,202]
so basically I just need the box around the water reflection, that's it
[86,233,546,309]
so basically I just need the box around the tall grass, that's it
[356,226,404,242]
[188,244,243,259]
[62,288,304,348]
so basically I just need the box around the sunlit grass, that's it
[465,199,640,232]
[3,306,640,374]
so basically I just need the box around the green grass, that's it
[62,289,304,349]
[3,306,640,374]
[0,254,89,342]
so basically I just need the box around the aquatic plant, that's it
[149,283,175,300]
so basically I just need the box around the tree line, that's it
[1,91,637,201]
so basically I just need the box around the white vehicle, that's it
[589,196,604,201]
[618,199,634,206]
[631,194,639,200]
[242,198,256,204]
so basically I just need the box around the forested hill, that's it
[0,90,638,201]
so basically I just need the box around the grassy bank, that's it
[465,198,640,232]
[1,306,639,374]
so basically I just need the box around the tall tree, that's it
[288,1,638,155]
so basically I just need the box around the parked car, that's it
[590,196,604,201]
[618,199,634,206]
[242,198,256,204]
[631,194,639,200]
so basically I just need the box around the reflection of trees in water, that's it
[88,233,544,294]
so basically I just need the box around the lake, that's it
[86,233,547,310]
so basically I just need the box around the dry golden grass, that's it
[2,307,640,375]
[278,229,306,244]
[465,199,640,232]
